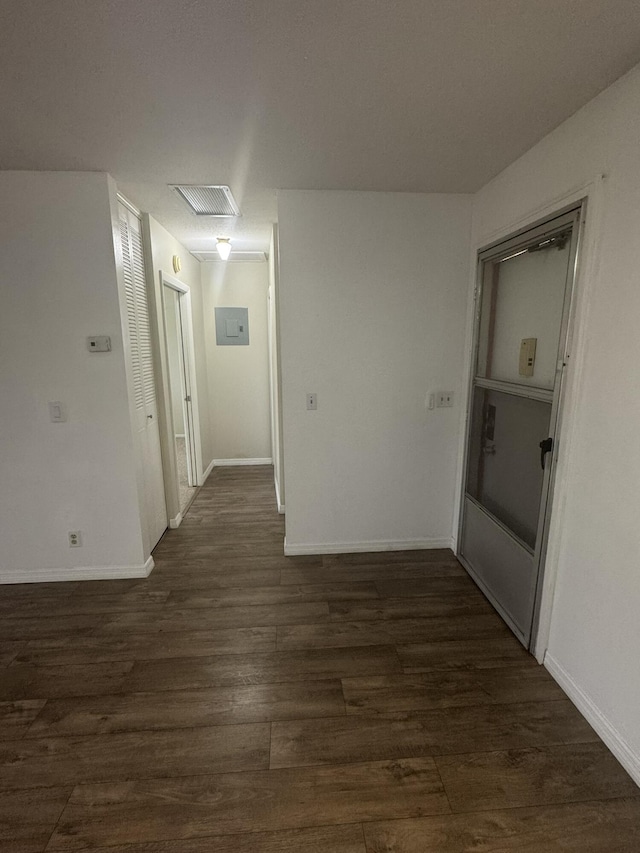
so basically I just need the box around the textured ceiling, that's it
[2,1,640,253]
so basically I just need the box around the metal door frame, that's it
[457,202,585,650]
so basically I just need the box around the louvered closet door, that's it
[119,203,167,552]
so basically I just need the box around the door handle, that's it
[147,414,153,420]
[539,437,553,470]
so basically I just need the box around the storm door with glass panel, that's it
[459,207,582,648]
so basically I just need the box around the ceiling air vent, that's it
[170,185,241,217]
[191,250,266,263]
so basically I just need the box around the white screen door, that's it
[459,206,582,648]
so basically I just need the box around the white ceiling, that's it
[2,1,640,254]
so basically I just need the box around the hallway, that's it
[0,466,639,850]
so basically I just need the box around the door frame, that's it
[267,225,285,514]
[159,271,204,522]
[456,201,586,653]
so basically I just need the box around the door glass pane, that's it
[465,387,551,549]
[476,232,572,389]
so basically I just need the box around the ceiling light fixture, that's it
[216,238,232,260]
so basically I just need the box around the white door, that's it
[163,283,198,489]
[175,291,200,487]
[118,202,167,551]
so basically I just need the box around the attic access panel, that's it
[171,185,241,217]
[215,307,249,346]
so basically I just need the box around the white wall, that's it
[201,261,272,462]
[470,63,640,782]
[277,190,472,554]
[0,172,146,581]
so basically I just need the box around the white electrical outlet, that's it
[306,393,317,410]
[68,531,82,547]
[436,392,454,408]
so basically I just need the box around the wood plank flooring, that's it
[0,466,638,851]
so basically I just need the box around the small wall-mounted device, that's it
[87,335,111,353]
[215,307,249,346]
[172,254,182,274]
[519,337,537,377]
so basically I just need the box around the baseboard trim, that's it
[214,458,273,467]
[0,556,155,585]
[545,653,640,787]
[168,512,183,529]
[284,537,453,556]
[201,459,215,482]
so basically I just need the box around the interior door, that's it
[119,202,167,551]
[163,284,198,489]
[175,292,199,487]
[459,207,582,647]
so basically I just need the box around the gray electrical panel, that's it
[215,307,249,346]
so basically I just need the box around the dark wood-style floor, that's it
[1,466,639,852]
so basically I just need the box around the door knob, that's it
[539,437,553,470]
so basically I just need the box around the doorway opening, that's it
[458,204,584,650]
[161,272,203,517]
